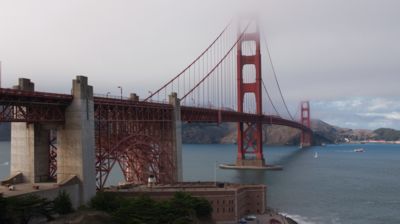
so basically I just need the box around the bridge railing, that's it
[94,93,130,100]
[94,93,173,105]
[181,101,236,111]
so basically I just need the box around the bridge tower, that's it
[300,101,312,147]
[236,21,265,167]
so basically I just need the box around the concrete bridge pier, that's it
[57,76,96,204]
[5,76,96,208]
[169,92,183,182]
[10,79,51,183]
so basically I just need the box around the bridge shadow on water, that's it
[270,147,312,166]
[231,146,312,184]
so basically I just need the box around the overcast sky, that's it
[0,0,399,130]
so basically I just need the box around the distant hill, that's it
[183,119,399,145]
[311,120,376,143]
[182,120,335,145]
[373,128,400,141]
[182,123,236,144]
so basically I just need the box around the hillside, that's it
[183,120,399,145]
[373,128,400,141]
[310,120,376,143]
[182,120,336,145]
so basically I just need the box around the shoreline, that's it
[241,208,298,224]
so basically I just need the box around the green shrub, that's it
[90,192,212,224]
[90,191,125,213]
[171,192,212,219]
[53,190,73,215]
[7,195,54,224]
[0,194,10,224]
[193,197,212,218]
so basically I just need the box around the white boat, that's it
[354,148,365,153]
[314,152,318,158]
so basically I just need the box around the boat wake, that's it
[281,213,342,224]
[281,213,317,224]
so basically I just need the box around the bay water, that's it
[1,141,399,223]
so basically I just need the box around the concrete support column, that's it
[10,78,50,183]
[169,92,183,182]
[32,125,50,182]
[57,76,96,204]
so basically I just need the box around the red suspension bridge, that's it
[0,19,312,192]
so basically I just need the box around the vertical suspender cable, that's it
[262,32,294,120]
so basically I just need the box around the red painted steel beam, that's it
[0,88,72,104]
[181,106,311,132]
[0,88,311,132]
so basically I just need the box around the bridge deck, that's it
[0,88,311,132]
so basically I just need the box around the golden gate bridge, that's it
[0,19,312,198]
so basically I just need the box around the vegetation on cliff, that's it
[0,191,73,224]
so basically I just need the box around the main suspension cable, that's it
[181,22,252,101]
[144,20,233,102]
[261,31,294,120]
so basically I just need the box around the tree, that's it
[113,195,160,224]
[170,192,212,219]
[0,194,11,224]
[91,192,212,224]
[7,195,54,224]
[192,197,212,218]
[90,191,126,213]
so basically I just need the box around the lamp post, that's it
[117,86,123,100]
[106,92,111,98]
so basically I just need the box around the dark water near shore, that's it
[1,142,399,223]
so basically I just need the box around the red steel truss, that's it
[93,97,176,189]
[48,130,57,180]
[0,88,70,122]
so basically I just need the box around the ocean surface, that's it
[1,141,399,224]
